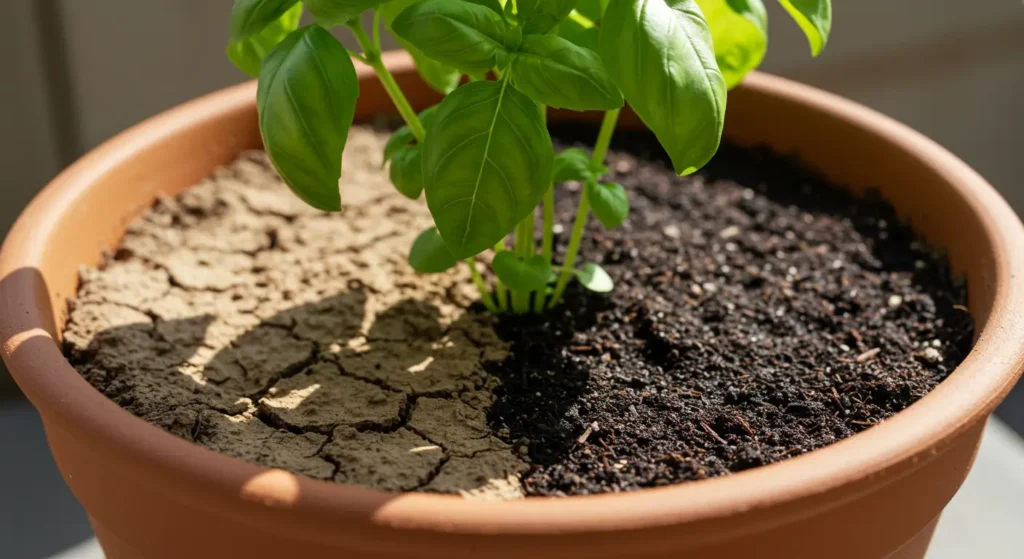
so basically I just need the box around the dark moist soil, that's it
[487,124,973,496]
[63,124,973,498]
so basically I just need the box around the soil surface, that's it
[64,124,972,498]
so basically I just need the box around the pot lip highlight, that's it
[2,52,1023,538]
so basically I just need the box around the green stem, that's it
[568,9,597,29]
[524,208,535,255]
[347,18,426,142]
[494,241,508,312]
[372,10,382,52]
[591,108,621,170]
[466,259,499,313]
[511,217,531,314]
[534,187,554,313]
[549,108,621,308]
[541,186,554,261]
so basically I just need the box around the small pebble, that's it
[919,347,943,364]
[888,295,903,308]
[719,225,741,239]
[663,225,682,239]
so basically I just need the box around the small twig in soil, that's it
[855,347,881,363]
[831,387,844,409]
[577,425,594,445]
[700,421,728,445]
[735,415,755,436]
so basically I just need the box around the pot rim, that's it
[2,51,1023,538]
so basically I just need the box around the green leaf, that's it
[305,0,388,27]
[493,253,552,292]
[600,0,726,175]
[382,104,440,165]
[229,0,301,42]
[464,0,505,16]
[409,228,459,273]
[576,0,611,20]
[510,35,623,111]
[587,182,628,229]
[423,80,553,259]
[553,148,593,183]
[778,0,831,56]
[517,0,577,34]
[697,0,767,89]
[392,0,508,75]
[383,128,417,168]
[381,1,462,94]
[556,18,600,51]
[557,0,607,50]
[227,2,304,77]
[575,263,614,292]
[257,26,359,212]
[502,0,518,25]
[389,144,425,199]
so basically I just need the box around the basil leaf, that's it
[697,0,767,89]
[383,128,416,168]
[464,0,504,16]
[257,26,358,212]
[778,0,831,56]
[511,35,623,111]
[556,19,600,51]
[587,182,628,229]
[553,148,593,183]
[305,0,388,27]
[409,228,459,273]
[575,263,614,292]
[229,0,301,42]
[493,253,552,292]
[382,104,440,165]
[576,0,611,20]
[392,0,508,75]
[557,0,607,50]
[381,0,463,94]
[423,80,553,259]
[600,0,726,175]
[389,144,425,199]
[227,2,304,77]
[517,0,577,34]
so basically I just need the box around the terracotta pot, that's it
[2,51,1023,559]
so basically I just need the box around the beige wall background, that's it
[2,0,1023,390]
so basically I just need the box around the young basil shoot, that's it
[226,0,831,314]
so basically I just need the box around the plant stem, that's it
[591,108,621,170]
[494,241,508,311]
[510,216,531,314]
[541,186,554,261]
[534,187,554,313]
[548,108,621,308]
[466,259,499,313]
[347,17,426,142]
[371,10,382,52]
[568,9,597,28]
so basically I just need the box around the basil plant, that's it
[227,0,832,314]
